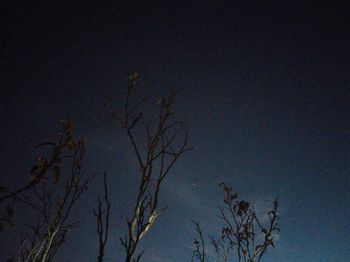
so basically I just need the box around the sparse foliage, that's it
[0,75,280,262]
[0,121,77,230]
[192,183,279,262]
[2,121,92,262]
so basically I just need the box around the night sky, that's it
[1,1,350,261]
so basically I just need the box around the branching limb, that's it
[191,220,206,262]
[192,183,279,262]
[8,121,92,262]
[108,73,191,262]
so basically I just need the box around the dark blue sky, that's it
[1,1,349,261]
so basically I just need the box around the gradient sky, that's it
[1,1,349,261]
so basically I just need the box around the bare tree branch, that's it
[94,173,111,262]
[192,183,279,262]
[6,121,92,262]
[107,73,191,262]
[191,220,206,262]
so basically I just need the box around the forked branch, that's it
[108,73,191,262]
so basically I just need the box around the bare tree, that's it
[106,73,191,261]
[192,183,279,262]
[4,121,92,262]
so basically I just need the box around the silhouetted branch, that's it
[108,73,191,262]
[7,121,92,262]
[0,121,83,232]
[191,220,206,262]
[192,183,279,262]
[94,173,111,262]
